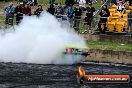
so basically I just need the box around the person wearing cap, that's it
[4,2,16,26]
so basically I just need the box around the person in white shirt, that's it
[117,1,125,13]
[79,0,86,10]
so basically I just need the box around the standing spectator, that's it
[124,3,129,10]
[47,4,55,15]
[102,5,110,16]
[23,4,31,16]
[64,0,75,11]
[4,2,16,26]
[117,1,125,13]
[34,5,43,17]
[79,0,86,10]
[128,9,132,34]
[73,5,82,32]
[15,3,23,25]
[66,5,74,27]
[20,2,25,11]
[98,5,110,33]
[55,3,64,21]
[84,3,95,33]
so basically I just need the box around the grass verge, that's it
[87,41,132,52]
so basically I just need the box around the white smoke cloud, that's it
[0,12,87,64]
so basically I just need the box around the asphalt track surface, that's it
[0,61,131,88]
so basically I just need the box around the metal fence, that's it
[0,0,131,34]
[0,15,130,33]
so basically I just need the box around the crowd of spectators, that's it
[47,1,97,33]
[3,0,132,34]
[3,0,98,33]
[98,0,132,34]
[4,2,32,26]
[110,0,132,6]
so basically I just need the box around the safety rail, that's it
[0,15,131,33]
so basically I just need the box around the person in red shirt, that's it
[23,4,31,16]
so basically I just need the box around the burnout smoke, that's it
[0,12,87,64]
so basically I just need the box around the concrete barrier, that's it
[87,49,132,64]
[81,34,132,44]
